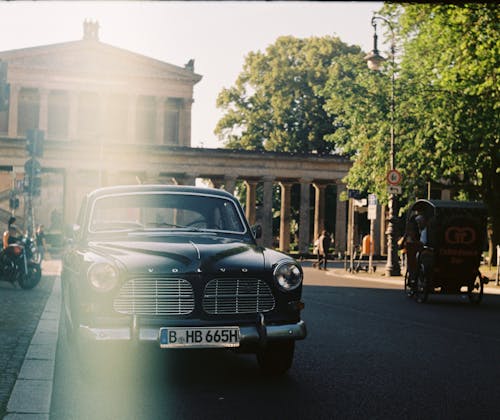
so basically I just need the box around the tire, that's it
[256,340,295,376]
[468,273,483,304]
[18,264,42,289]
[415,266,429,304]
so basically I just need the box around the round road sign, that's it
[387,169,402,186]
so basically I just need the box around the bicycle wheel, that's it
[415,265,429,304]
[467,273,483,304]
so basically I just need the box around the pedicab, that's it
[403,199,489,304]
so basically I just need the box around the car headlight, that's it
[88,263,119,293]
[273,261,303,291]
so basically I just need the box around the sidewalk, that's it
[3,259,62,420]
[303,259,500,295]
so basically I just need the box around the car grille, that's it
[202,278,275,314]
[113,278,194,316]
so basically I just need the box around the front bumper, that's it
[78,318,307,347]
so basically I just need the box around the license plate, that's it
[159,326,240,349]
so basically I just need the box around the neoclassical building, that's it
[0,21,361,254]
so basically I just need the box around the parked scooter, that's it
[0,234,42,289]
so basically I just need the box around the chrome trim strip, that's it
[189,241,201,260]
[78,320,307,343]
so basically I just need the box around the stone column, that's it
[313,183,327,242]
[98,93,108,142]
[127,94,137,143]
[298,180,311,254]
[179,99,193,147]
[279,181,293,252]
[38,88,49,132]
[155,97,165,144]
[223,176,237,196]
[335,183,348,254]
[8,85,20,137]
[244,180,258,225]
[262,177,274,248]
[68,91,78,141]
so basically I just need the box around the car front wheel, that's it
[256,340,295,376]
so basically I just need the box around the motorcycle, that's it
[0,235,42,289]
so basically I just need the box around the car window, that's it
[89,192,246,233]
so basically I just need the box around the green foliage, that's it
[324,2,499,252]
[396,3,499,251]
[215,35,362,154]
[215,5,499,258]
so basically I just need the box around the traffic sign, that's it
[387,169,402,186]
[387,185,402,195]
[24,158,41,175]
[368,194,377,220]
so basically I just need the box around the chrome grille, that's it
[113,278,194,315]
[202,278,275,314]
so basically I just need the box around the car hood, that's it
[88,236,265,276]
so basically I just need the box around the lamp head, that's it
[364,50,386,71]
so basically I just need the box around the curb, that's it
[4,274,61,420]
[326,267,500,295]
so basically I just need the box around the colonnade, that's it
[61,168,348,254]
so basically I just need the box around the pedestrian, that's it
[36,224,47,261]
[313,230,331,270]
[3,216,22,249]
[398,218,422,285]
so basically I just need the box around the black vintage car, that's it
[62,185,306,375]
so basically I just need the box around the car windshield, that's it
[88,192,246,234]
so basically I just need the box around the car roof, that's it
[85,184,236,201]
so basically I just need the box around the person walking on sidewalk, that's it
[313,230,331,270]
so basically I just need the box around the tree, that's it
[324,3,500,263]
[215,35,363,154]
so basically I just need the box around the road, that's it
[50,265,500,420]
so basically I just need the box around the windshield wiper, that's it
[145,222,187,228]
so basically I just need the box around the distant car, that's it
[62,185,306,375]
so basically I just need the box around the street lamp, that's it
[365,15,401,277]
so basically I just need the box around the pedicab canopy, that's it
[407,199,488,282]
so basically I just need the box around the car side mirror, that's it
[251,224,262,239]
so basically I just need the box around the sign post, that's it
[368,194,377,273]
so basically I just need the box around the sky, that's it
[0,1,384,149]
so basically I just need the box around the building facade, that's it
[0,21,355,254]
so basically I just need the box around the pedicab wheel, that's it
[404,271,414,297]
[415,267,428,304]
[467,273,483,304]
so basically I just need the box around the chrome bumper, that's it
[78,319,307,345]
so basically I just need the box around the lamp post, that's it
[365,15,401,277]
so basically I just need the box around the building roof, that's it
[0,20,202,89]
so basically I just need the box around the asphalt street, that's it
[1,258,499,418]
